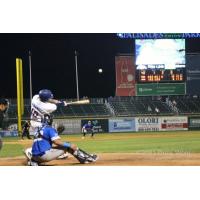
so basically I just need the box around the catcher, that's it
[24,114,98,166]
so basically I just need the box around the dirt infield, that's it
[1,152,200,166]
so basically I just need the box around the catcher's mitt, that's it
[57,124,65,134]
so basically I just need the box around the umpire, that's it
[22,121,32,140]
[0,98,9,130]
[0,98,9,151]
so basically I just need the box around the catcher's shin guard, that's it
[73,148,98,164]
[73,149,88,164]
[80,149,98,162]
[79,148,93,158]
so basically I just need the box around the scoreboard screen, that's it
[137,68,185,82]
[135,39,186,83]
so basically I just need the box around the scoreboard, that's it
[135,39,186,84]
[137,68,185,83]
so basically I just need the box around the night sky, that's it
[1,33,200,99]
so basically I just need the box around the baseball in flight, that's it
[98,68,103,73]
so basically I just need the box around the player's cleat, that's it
[23,148,32,160]
[79,156,98,164]
[76,157,88,164]
[27,160,39,166]
[86,154,99,163]
[73,149,99,164]
[91,154,98,161]
[81,159,89,164]
[80,154,98,164]
[57,152,69,159]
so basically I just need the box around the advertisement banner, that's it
[161,116,188,131]
[81,119,108,133]
[188,117,200,130]
[7,123,18,131]
[136,83,186,96]
[115,56,136,96]
[135,117,161,131]
[109,118,135,132]
[0,131,18,137]
[53,119,81,134]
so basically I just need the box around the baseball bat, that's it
[66,99,90,105]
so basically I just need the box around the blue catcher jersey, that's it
[32,125,60,156]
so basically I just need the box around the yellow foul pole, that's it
[19,59,24,115]
[16,58,24,134]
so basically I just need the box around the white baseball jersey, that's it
[30,95,57,130]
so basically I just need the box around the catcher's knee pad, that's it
[73,149,87,163]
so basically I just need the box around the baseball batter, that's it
[28,89,68,158]
[30,89,67,134]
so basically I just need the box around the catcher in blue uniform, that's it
[24,114,98,166]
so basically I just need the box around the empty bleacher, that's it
[7,102,111,119]
[108,97,173,116]
[60,104,111,117]
[170,97,200,114]
[6,96,200,119]
[7,105,17,119]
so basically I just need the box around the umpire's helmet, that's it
[0,98,9,105]
[39,89,53,102]
[42,114,53,126]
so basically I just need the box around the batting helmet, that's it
[39,89,53,102]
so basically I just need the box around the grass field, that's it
[1,131,200,158]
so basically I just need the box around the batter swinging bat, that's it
[66,99,90,105]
